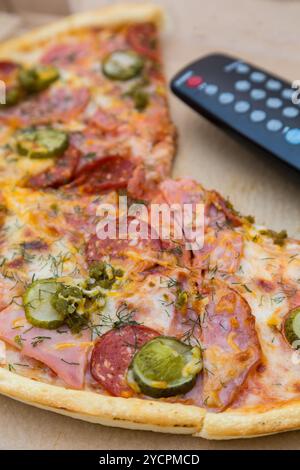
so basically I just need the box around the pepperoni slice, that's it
[86,217,162,263]
[0,87,89,126]
[27,146,80,189]
[0,61,19,80]
[127,23,159,61]
[41,43,89,66]
[70,155,142,194]
[91,325,159,397]
[201,280,261,411]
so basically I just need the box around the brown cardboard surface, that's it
[0,0,300,450]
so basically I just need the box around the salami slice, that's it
[201,280,261,411]
[41,43,89,67]
[70,155,144,194]
[27,146,80,189]
[0,87,89,126]
[127,23,159,61]
[91,325,159,396]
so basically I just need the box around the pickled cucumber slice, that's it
[16,128,68,159]
[129,336,202,398]
[23,279,65,329]
[284,307,300,346]
[102,50,144,81]
[19,65,59,93]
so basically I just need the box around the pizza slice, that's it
[0,3,175,195]
[0,4,299,441]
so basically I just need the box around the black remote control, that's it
[171,53,300,171]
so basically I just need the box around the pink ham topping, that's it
[0,304,91,389]
[201,280,261,410]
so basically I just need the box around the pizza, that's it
[0,3,299,441]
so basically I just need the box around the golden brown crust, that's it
[0,368,204,434]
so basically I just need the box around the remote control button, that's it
[235,80,251,92]
[236,63,250,74]
[266,98,283,109]
[282,88,294,101]
[219,92,235,104]
[186,75,203,88]
[250,89,266,100]
[266,119,283,132]
[250,72,266,83]
[204,84,218,96]
[282,107,299,118]
[250,110,266,122]
[285,128,300,145]
[266,79,282,91]
[234,101,250,113]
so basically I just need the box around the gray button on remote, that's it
[219,92,235,104]
[266,98,283,109]
[250,89,266,100]
[234,101,250,113]
[250,110,266,122]
[235,80,251,92]
[282,107,299,118]
[205,84,218,96]
[282,88,294,101]
[266,119,283,132]
[250,72,266,83]
[236,63,250,74]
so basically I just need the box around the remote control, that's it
[171,53,300,171]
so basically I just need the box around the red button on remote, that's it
[186,75,203,88]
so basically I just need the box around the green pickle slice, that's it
[16,128,68,158]
[102,50,144,81]
[19,65,59,93]
[23,279,65,329]
[284,307,300,346]
[129,336,202,398]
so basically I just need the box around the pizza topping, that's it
[23,278,106,332]
[129,336,202,398]
[26,145,80,188]
[283,307,300,347]
[0,61,24,108]
[102,50,144,80]
[16,127,68,159]
[127,23,159,61]
[23,279,66,329]
[90,324,159,397]
[41,42,89,66]
[70,155,143,194]
[0,87,89,126]
[0,304,90,388]
[201,280,261,410]
[18,65,59,93]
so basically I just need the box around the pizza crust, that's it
[0,2,300,440]
[2,367,300,439]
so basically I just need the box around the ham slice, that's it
[0,304,91,389]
